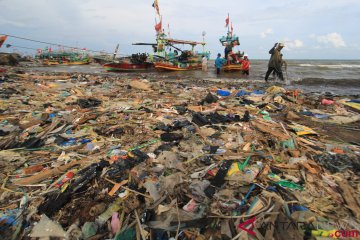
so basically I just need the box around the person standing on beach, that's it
[215,53,226,75]
[240,54,250,75]
[265,43,285,82]
[202,55,208,71]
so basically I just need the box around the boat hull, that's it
[103,62,154,72]
[223,63,243,72]
[154,62,202,71]
[42,60,90,66]
[67,61,90,65]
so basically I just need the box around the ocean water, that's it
[32,59,360,96]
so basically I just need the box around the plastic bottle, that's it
[96,198,122,225]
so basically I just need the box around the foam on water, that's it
[299,63,360,68]
[299,64,314,67]
[317,64,360,69]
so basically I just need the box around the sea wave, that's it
[299,64,314,67]
[298,64,360,69]
[297,78,360,86]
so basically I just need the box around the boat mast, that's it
[227,13,230,36]
[202,31,206,53]
[113,44,119,60]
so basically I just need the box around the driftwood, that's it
[251,121,289,141]
[337,180,360,219]
[13,159,90,186]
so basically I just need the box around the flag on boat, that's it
[225,14,229,28]
[152,0,160,16]
[231,22,233,35]
[155,18,162,33]
[0,35,8,48]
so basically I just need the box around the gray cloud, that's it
[1,0,359,59]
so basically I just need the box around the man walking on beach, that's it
[215,53,226,75]
[273,54,287,79]
[202,55,208,71]
[265,43,285,82]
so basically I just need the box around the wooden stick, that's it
[2,176,23,193]
[118,211,125,233]
[104,177,151,199]
[134,210,146,240]
[279,122,291,137]
[175,199,181,240]
[184,153,205,164]
[264,201,282,240]
[337,180,360,219]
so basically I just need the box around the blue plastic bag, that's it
[216,90,231,96]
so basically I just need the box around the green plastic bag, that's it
[115,228,136,240]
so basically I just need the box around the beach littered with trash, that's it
[0,65,360,240]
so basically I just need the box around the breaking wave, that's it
[297,78,360,86]
[298,64,360,69]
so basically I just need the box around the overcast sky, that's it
[1,0,359,59]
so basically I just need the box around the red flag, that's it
[155,18,162,32]
[0,35,8,48]
[225,14,229,28]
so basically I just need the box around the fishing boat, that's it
[133,0,210,71]
[220,15,245,72]
[37,49,91,66]
[103,53,154,72]
[152,36,209,71]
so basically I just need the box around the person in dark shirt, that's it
[265,43,285,82]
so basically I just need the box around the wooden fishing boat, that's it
[38,50,91,66]
[219,15,246,72]
[66,60,90,65]
[42,59,60,66]
[152,37,209,71]
[103,53,154,72]
[132,1,210,71]
[103,62,153,72]
[154,62,201,71]
[223,63,242,71]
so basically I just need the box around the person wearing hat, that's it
[265,42,285,82]
[240,54,250,75]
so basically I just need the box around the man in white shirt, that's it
[201,55,208,71]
